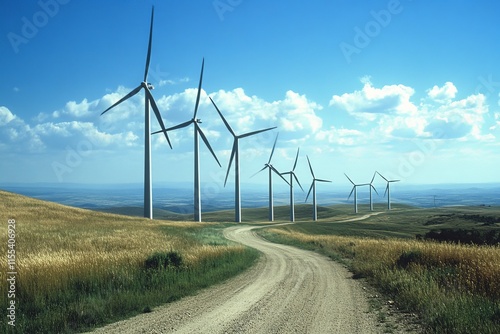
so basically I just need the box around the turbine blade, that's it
[347,186,355,200]
[371,171,377,184]
[144,6,154,82]
[209,96,235,136]
[146,88,172,148]
[101,85,142,115]
[193,58,204,119]
[384,184,389,197]
[305,182,314,203]
[306,155,315,178]
[292,147,300,171]
[271,166,290,185]
[371,184,379,195]
[239,126,277,139]
[376,171,388,182]
[197,123,221,168]
[250,165,267,178]
[390,179,401,183]
[293,173,304,192]
[268,133,279,164]
[344,173,355,185]
[224,141,237,186]
[152,119,192,134]
[316,178,332,183]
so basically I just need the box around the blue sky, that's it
[1,0,500,192]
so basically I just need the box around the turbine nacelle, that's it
[140,81,154,90]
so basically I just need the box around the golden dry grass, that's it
[0,190,245,306]
[267,228,500,299]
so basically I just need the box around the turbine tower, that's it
[281,148,303,222]
[345,173,369,214]
[376,172,400,210]
[253,133,289,222]
[305,156,332,221]
[153,59,221,222]
[368,172,379,211]
[100,7,171,219]
[209,97,276,223]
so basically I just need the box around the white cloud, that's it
[0,106,16,126]
[329,79,417,119]
[330,80,491,143]
[427,81,457,103]
[315,126,366,146]
[0,107,44,151]
[209,88,322,136]
[59,98,99,118]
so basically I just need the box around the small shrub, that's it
[144,251,183,270]
[396,250,424,269]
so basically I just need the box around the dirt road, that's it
[90,224,382,333]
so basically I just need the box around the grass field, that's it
[2,188,500,333]
[259,205,500,333]
[0,190,258,333]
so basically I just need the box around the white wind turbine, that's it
[153,59,221,222]
[100,6,171,219]
[209,97,276,223]
[281,148,304,222]
[252,133,289,222]
[305,156,332,221]
[376,171,400,210]
[368,172,379,211]
[345,173,369,214]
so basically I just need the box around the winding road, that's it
[90,224,383,333]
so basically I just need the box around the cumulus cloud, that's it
[0,106,16,126]
[209,88,322,136]
[315,126,366,146]
[328,79,491,144]
[427,82,457,103]
[330,79,417,121]
[0,106,44,152]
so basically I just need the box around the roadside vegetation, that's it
[0,190,258,333]
[259,205,500,333]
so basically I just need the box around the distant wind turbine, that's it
[153,59,221,222]
[100,6,171,219]
[305,156,332,221]
[345,173,369,214]
[252,133,289,222]
[281,148,304,222]
[368,172,379,211]
[376,171,400,210]
[209,97,276,223]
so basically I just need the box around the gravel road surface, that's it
[89,224,385,333]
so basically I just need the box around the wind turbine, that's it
[153,59,221,222]
[209,97,276,223]
[305,156,332,221]
[281,148,304,222]
[345,173,369,214]
[252,133,289,222]
[368,172,379,211]
[376,172,400,210]
[100,6,171,219]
